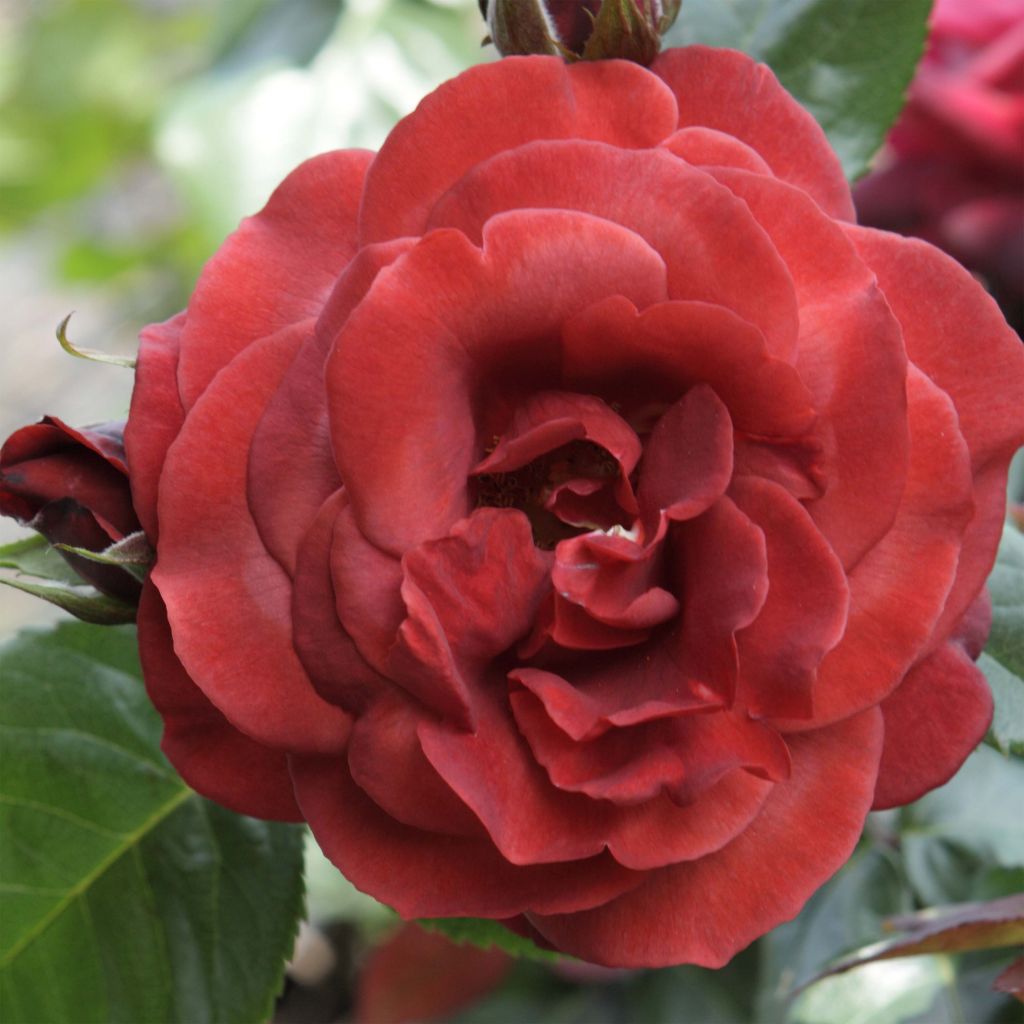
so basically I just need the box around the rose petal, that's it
[710,168,910,569]
[527,709,883,968]
[359,56,679,243]
[561,298,815,437]
[293,490,387,715]
[731,477,849,720]
[652,46,854,221]
[154,326,350,754]
[637,384,734,524]
[427,141,800,360]
[289,750,644,919]
[176,149,373,409]
[347,696,485,837]
[660,126,773,174]
[138,581,305,821]
[126,313,186,541]
[249,240,417,575]
[846,225,1024,646]
[789,366,975,728]
[872,639,994,809]
[388,509,550,727]
[511,690,789,806]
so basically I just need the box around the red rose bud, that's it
[126,48,1024,968]
[481,0,681,64]
[0,417,143,601]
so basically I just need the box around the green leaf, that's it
[900,747,1024,907]
[665,0,932,179]
[419,917,561,963]
[804,895,1024,986]
[0,534,82,586]
[0,621,305,1024]
[980,653,1024,757]
[987,524,1024,677]
[756,844,911,1021]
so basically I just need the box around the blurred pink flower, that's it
[855,0,1024,329]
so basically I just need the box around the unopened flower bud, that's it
[480,0,682,65]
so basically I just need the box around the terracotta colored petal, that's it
[511,690,789,806]
[710,169,909,569]
[327,211,668,554]
[153,326,350,754]
[126,313,186,542]
[138,581,305,822]
[550,525,678,637]
[872,640,994,810]
[660,127,773,174]
[289,751,644,919]
[176,149,373,409]
[330,501,406,676]
[527,708,883,968]
[420,682,767,870]
[786,367,974,729]
[511,650,714,743]
[388,509,550,727]
[426,141,799,359]
[675,496,770,704]
[638,384,734,523]
[732,477,849,721]
[292,490,387,715]
[249,240,417,576]
[652,46,854,221]
[846,226,1024,646]
[358,56,678,243]
[562,298,816,437]
[347,696,485,837]
[475,391,641,478]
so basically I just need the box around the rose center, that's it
[475,439,626,549]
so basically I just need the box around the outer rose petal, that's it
[790,367,975,728]
[710,169,909,569]
[359,56,679,243]
[652,46,855,221]
[176,149,373,409]
[138,581,304,821]
[846,225,1024,647]
[154,326,350,754]
[873,594,995,809]
[125,313,185,542]
[289,751,645,919]
[527,708,883,967]
[249,239,417,576]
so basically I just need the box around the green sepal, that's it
[55,531,154,584]
[0,576,136,625]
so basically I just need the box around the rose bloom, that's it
[854,0,1024,329]
[121,48,1024,966]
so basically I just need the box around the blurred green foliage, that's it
[0,0,482,320]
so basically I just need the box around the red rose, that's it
[0,418,142,601]
[124,48,1024,967]
[854,0,1024,327]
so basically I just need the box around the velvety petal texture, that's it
[114,46,1023,970]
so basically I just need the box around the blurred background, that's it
[1,1,1022,1022]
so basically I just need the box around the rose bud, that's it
[480,0,681,64]
[0,417,143,601]
[125,49,1024,968]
